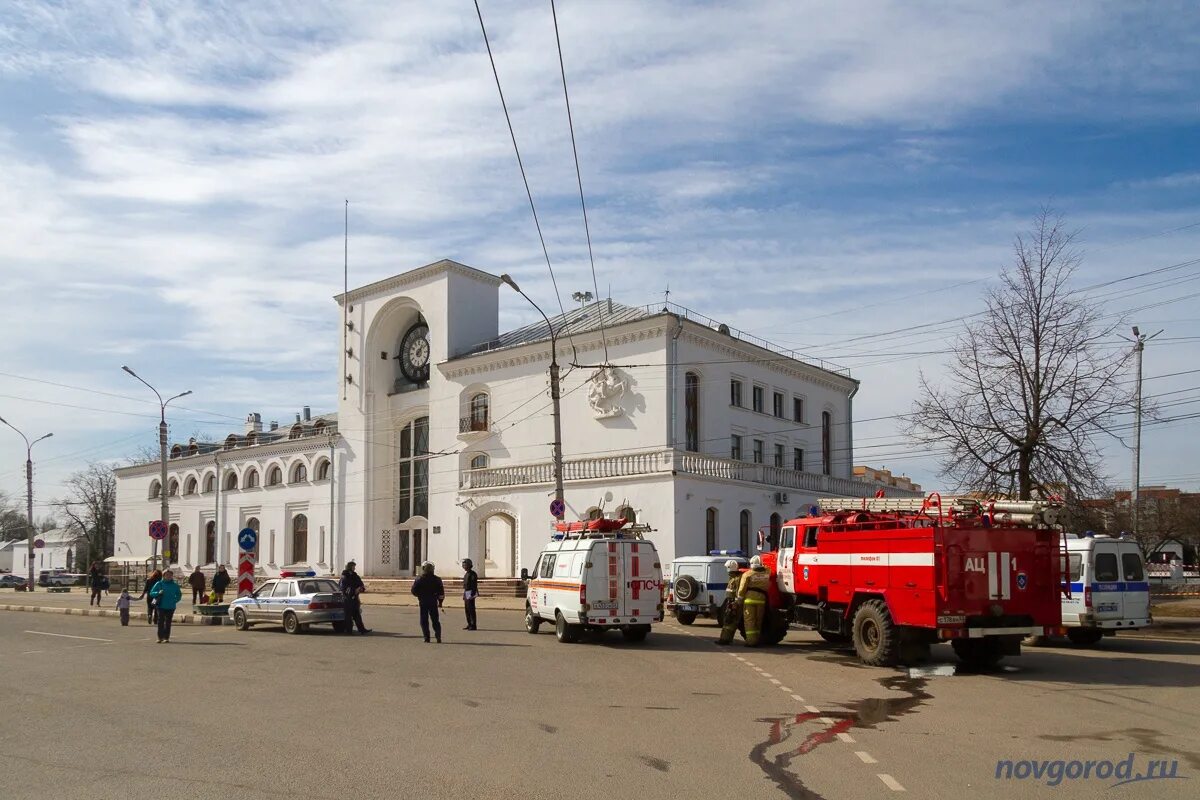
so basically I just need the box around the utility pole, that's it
[329,434,336,572]
[122,367,191,571]
[1128,326,1162,541]
[214,453,221,565]
[0,417,52,592]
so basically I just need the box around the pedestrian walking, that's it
[88,561,104,606]
[136,569,162,625]
[115,588,133,626]
[149,569,183,643]
[411,561,445,643]
[211,565,230,603]
[188,566,206,605]
[338,561,370,635]
[715,560,744,646]
[461,558,479,631]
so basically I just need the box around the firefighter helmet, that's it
[749,555,764,569]
[724,559,741,573]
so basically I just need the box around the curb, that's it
[0,604,223,625]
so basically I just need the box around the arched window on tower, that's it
[396,416,430,522]
[685,372,700,452]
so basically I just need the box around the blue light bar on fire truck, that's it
[279,569,317,578]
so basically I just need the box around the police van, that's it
[1059,533,1152,645]
[664,550,748,625]
[523,520,663,643]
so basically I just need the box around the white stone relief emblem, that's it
[587,366,628,419]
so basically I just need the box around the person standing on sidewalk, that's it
[188,566,206,606]
[136,569,162,625]
[88,561,104,607]
[210,565,230,603]
[339,561,370,635]
[149,569,182,643]
[461,558,479,631]
[411,561,445,643]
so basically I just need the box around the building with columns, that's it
[114,259,917,579]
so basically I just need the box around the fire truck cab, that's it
[763,495,1067,667]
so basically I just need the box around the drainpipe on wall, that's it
[847,380,860,479]
[667,314,684,449]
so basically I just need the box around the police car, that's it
[664,550,749,625]
[228,570,345,634]
[1058,533,1152,645]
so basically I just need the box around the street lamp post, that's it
[0,417,52,592]
[1128,326,1162,542]
[500,275,567,519]
[122,367,191,571]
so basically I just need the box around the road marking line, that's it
[769,678,781,685]
[855,751,878,764]
[877,774,905,791]
[805,705,820,714]
[779,686,792,693]
[24,630,112,642]
[790,694,806,703]
[759,672,772,677]
[736,657,746,662]
[21,650,44,655]
[836,733,855,743]
[819,717,836,725]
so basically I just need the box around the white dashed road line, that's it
[878,774,906,791]
[855,751,878,764]
[24,630,112,642]
[836,732,855,743]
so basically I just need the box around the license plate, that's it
[677,604,697,612]
[591,600,617,610]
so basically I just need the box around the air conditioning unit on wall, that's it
[773,492,789,505]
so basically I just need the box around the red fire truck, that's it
[754,494,1067,667]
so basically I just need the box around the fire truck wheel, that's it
[1065,628,1103,647]
[852,600,899,666]
[761,610,788,646]
[524,605,542,634]
[952,638,1003,668]
[673,575,700,603]
[818,631,851,645]
[555,611,580,643]
[674,611,697,626]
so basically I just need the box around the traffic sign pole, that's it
[237,527,258,598]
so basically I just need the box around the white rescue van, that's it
[524,524,663,643]
[1060,533,1152,645]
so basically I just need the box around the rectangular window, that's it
[1094,552,1119,582]
[752,439,764,464]
[730,434,743,460]
[780,526,796,549]
[752,385,765,413]
[1121,552,1144,581]
[730,379,743,407]
[773,391,784,418]
[793,397,804,423]
[685,372,700,452]
[1067,553,1082,582]
[773,443,784,468]
[821,411,832,475]
[793,448,804,472]
[540,554,557,579]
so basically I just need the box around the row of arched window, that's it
[704,508,782,553]
[149,459,331,500]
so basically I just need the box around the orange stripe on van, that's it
[529,580,582,591]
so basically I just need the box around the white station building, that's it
[114,259,917,579]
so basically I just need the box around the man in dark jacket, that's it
[411,561,445,643]
[187,567,206,605]
[88,562,104,607]
[210,565,231,602]
[339,561,370,635]
[461,559,479,631]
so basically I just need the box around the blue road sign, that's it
[238,527,258,552]
[148,520,167,540]
[550,498,566,518]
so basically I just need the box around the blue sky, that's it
[1,0,1199,517]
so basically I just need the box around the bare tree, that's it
[54,463,116,567]
[0,490,27,541]
[908,209,1131,500]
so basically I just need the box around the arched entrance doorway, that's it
[291,514,308,564]
[204,521,217,564]
[481,513,517,578]
[166,524,180,566]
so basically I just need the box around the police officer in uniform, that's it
[339,561,370,635]
[715,559,744,646]
[738,555,771,647]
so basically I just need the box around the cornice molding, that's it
[114,435,343,479]
[334,259,502,305]
[680,326,859,393]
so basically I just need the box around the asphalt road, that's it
[0,606,1196,800]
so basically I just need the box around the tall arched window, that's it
[291,513,308,563]
[468,393,489,432]
[204,521,217,564]
[740,510,752,554]
[267,466,282,486]
[290,462,308,483]
[148,480,161,500]
[706,507,718,552]
[224,471,238,491]
[769,513,782,550]
[246,516,260,561]
[315,459,330,481]
[167,523,180,564]
[167,479,179,497]
[244,468,259,488]
[183,477,197,495]
[822,411,832,475]
[685,372,700,452]
[202,473,215,493]
[396,416,429,522]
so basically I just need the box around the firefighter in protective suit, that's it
[715,560,744,646]
[738,555,772,646]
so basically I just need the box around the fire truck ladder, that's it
[819,495,1063,527]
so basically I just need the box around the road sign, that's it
[550,498,566,518]
[237,527,258,552]
[148,520,167,540]
[238,552,256,598]
[33,538,44,549]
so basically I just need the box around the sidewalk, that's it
[0,587,525,625]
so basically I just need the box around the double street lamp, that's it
[122,366,191,571]
[0,417,53,592]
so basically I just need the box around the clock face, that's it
[399,323,431,383]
